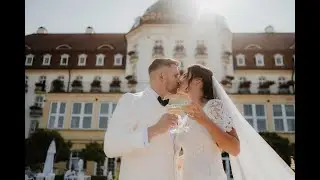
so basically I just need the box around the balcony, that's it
[29,105,43,117]
[25,84,28,93]
[34,81,46,94]
[49,80,142,94]
[222,81,295,95]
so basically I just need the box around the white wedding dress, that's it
[176,99,233,180]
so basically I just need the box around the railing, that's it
[223,82,295,95]
[33,81,295,95]
[48,81,151,93]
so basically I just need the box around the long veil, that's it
[211,76,295,180]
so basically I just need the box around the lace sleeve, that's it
[204,99,234,132]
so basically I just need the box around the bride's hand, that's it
[183,103,207,125]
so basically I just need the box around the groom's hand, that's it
[148,113,178,141]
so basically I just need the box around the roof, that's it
[232,33,295,70]
[129,0,197,31]
[25,33,127,69]
[232,33,295,51]
[25,33,126,51]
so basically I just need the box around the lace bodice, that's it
[175,99,234,180]
[203,99,234,132]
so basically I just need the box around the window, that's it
[255,53,264,66]
[243,104,267,132]
[25,75,28,84]
[71,102,93,129]
[99,102,117,129]
[96,54,105,66]
[42,54,52,65]
[78,54,87,66]
[29,120,38,134]
[25,54,34,66]
[56,44,72,50]
[278,76,286,84]
[60,54,69,66]
[236,54,245,66]
[272,104,295,132]
[48,102,66,129]
[274,54,284,66]
[75,76,83,81]
[39,75,46,83]
[244,44,262,50]
[58,76,64,81]
[94,76,101,81]
[114,54,123,66]
[258,76,266,83]
[239,76,246,82]
[34,95,44,107]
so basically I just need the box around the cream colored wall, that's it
[231,94,295,143]
[40,93,122,147]
[40,92,295,148]
[228,70,294,94]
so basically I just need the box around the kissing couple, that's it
[104,58,295,180]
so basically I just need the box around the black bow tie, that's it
[157,96,170,106]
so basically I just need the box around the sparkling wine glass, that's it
[168,105,190,134]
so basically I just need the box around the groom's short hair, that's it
[148,58,180,75]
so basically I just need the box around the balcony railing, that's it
[44,80,295,95]
[49,81,144,93]
[222,82,295,95]
[29,105,43,117]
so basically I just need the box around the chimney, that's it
[36,27,48,34]
[85,26,95,34]
[264,25,275,33]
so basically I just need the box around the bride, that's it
[175,64,295,180]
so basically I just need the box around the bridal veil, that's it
[211,76,295,180]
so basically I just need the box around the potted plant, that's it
[125,75,138,92]
[258,81,275,94]
[128,51,138,64]
[90,80,102,93]
[174,45,185,57]
[278,80,294,94]
[34,81,46,93]
[110,77,121,92]
[221,75,234,90]
[51,79,65,92]
[222,51,232,63]
[153,45,164,57]
[226,75,234,81]
[29,105,43,117]
[195,44,207,56]
[25,83,28,93]
[238,81,251,94]
[71,79,83,93]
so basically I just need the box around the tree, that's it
[259,132,294,165]
[80,142,105,164]
[25,129,72,169]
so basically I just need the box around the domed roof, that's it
[131,0,197,29]
[129,0,230,32]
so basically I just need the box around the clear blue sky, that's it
[25,0,295,35]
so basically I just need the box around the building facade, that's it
[25,0,295,178]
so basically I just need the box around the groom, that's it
[104,58,181,180]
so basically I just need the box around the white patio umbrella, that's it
[42,140,56,176]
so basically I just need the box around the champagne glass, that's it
[168,105,189,134]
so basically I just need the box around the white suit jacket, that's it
[104,87,178,180]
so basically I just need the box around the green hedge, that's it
[55,175,107,180]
